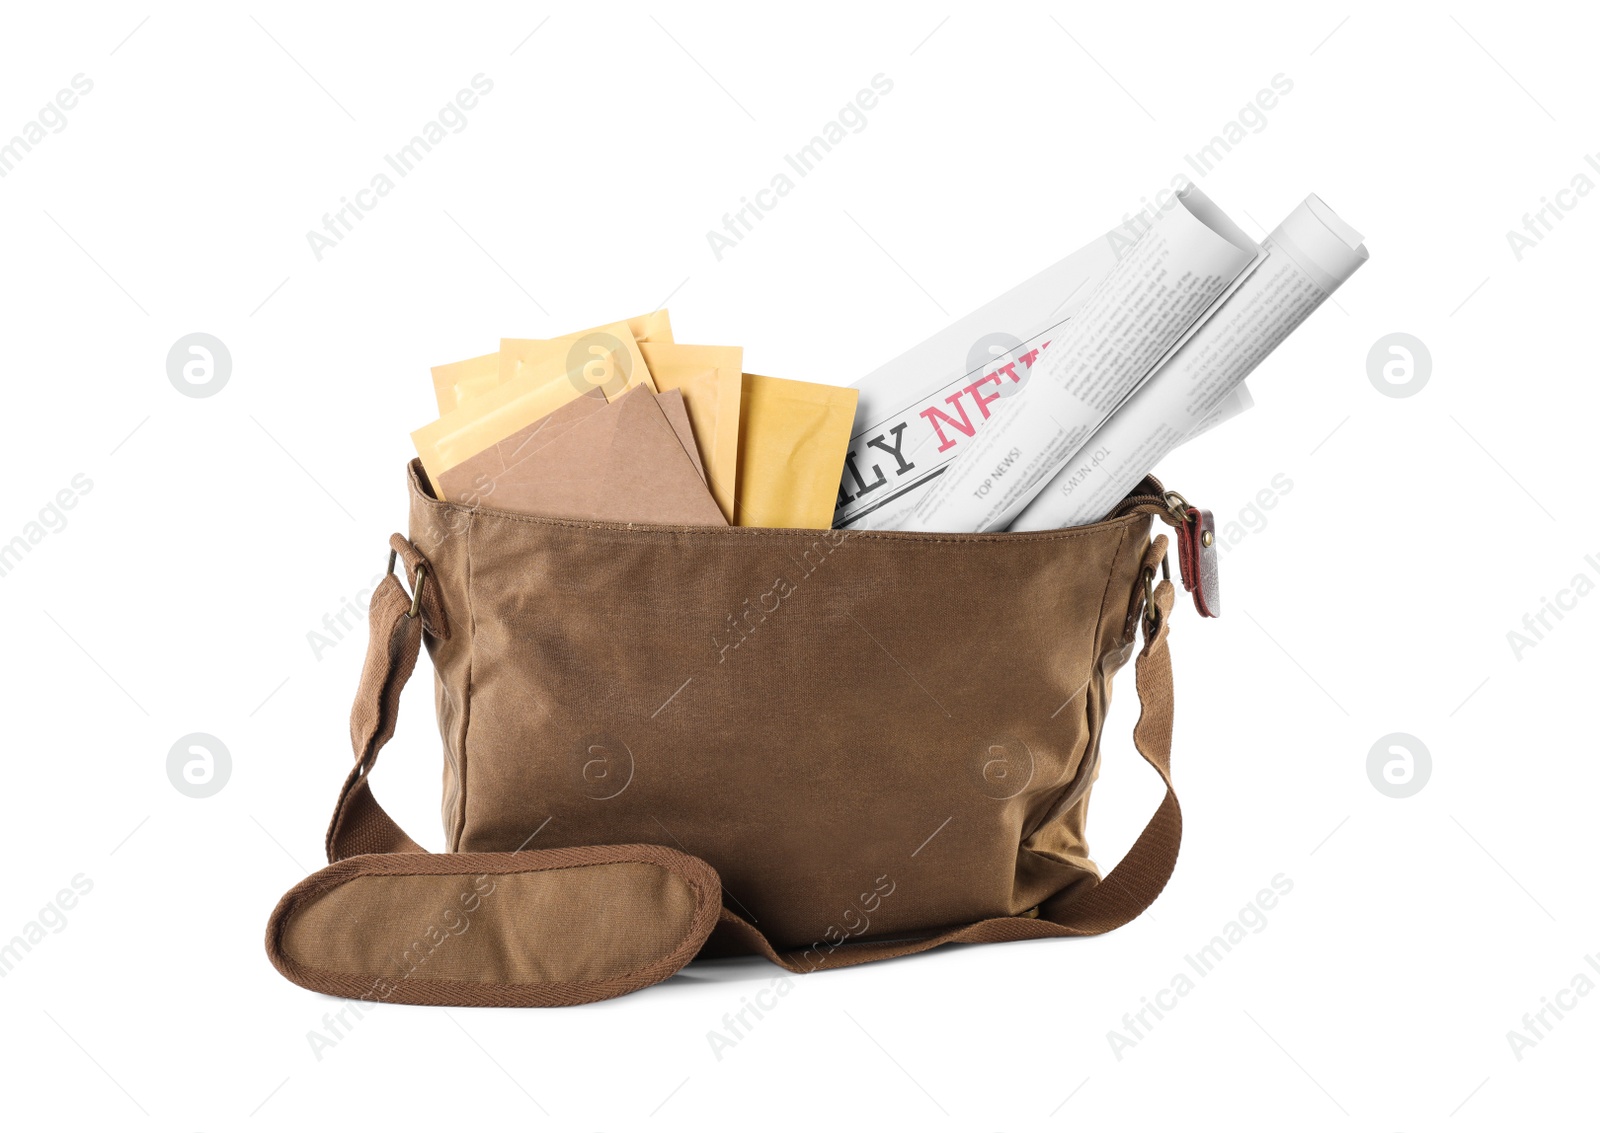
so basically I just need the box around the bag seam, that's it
[451,509,477,852]
[1081,520,1143,822]
[409,462,1142,545]
[1024,521,1139,854]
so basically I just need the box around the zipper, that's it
[1110,475,1191,532]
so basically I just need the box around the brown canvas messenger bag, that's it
[265,461,1214,1007]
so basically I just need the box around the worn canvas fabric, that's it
[265,462,1186,1006]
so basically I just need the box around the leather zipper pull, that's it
[1166,492,1220,618]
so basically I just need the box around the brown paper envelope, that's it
[432,388,606,507]
[654,388,706,483]
[488,387,701,483]
[414,361,600,489]
[638,342,742,522]
[438,386,701,503]
[438,387,725,526]
[424,382,599,504]
[590,389,725,525]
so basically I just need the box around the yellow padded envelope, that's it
[735,374,858,530]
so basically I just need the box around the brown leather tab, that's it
[267,845,721,1007]
[1176,506,1220,617]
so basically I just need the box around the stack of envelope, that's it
[411,311,857,530]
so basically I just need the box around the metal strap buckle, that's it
[386,549,426,620]
[1141,554,1171,631]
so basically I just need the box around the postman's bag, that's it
[266,463,1209,1007]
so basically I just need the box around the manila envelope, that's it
[626,308,674,346]
[638,342,743,523]
[430,350,500,415]
[499,310,673,399]
[429,313,673,414]
[499,324,654,402]
[436,386,725,526]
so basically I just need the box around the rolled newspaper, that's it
[1190,382,1253,440]
[1009,195,1367,530]
[900,184,1264,533]
[834,232,1122,530]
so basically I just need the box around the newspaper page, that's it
[900,184,1264,533]
[1010,195,1368,531]
[833,234,1124,529]
[1189,382,1253,441]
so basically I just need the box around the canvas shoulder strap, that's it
[265,535,1182,1006]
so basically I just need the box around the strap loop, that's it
[385,533,448,639]
[387,549,426,619]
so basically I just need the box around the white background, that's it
[1,1,1594,1129]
